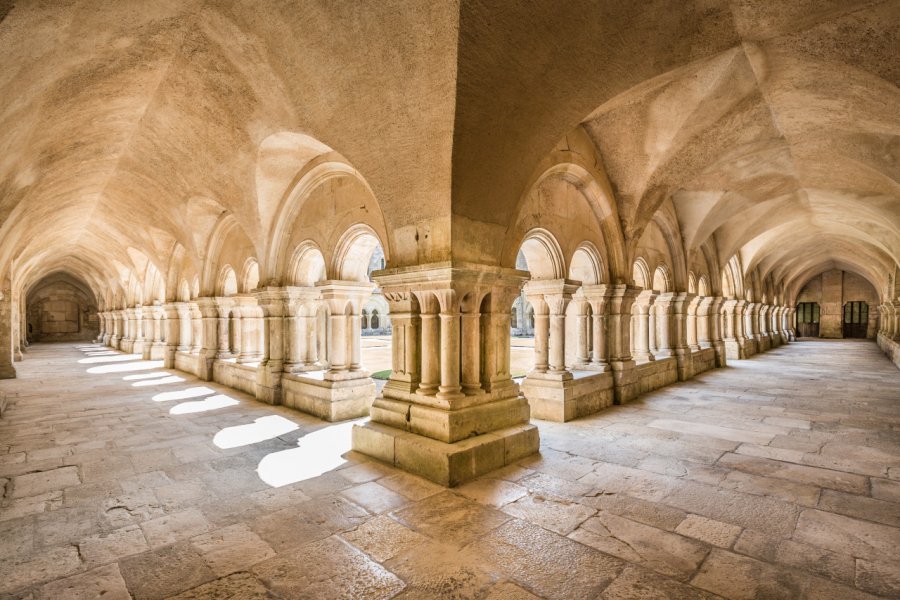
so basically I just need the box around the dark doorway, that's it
[797,302,820,337]
[842,301,868,338]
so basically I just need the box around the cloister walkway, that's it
[0,340,898,599]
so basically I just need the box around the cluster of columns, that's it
[877,302,900,340]
[721,300,795,359]
[95,281,375,407]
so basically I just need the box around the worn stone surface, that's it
[0,341,897,598]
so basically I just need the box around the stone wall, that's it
[797,270,878,339]
[26,281,98,342]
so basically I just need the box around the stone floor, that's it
[1,340,898,600]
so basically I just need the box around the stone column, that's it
[316,281,374,381]
[0,286,16,379]
[891,301,900,340]
[722,299,744,360]
[571,298,591,368]
[175,302,192,352]
[214,298,233,359]
[606,285,640,404]
[632,290,657,362]
[460,291,485,395]
[381,291,421,395]
[786,307,797,341]
[160,304,179,367]
[194,298,219,380]
[355,264,537,487]
[189,302,203,355]
[236,297,263,364]
[686,296,701,351]
[708,296,727,367]
[415,292,441,394]
[230,309,242,356]
[96,311,106,343]
[254,288,289,404]
[132,305,146,355]
[523,279,577,380]
[670,292,694,381]
[653,292,676,359]
[583,284,611,371]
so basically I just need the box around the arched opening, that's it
[219,267,238,297]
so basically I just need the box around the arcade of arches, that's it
[1,2,899,599]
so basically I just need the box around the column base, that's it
[352,420,539,487]
[712,341,727,367]
[0,364,16,380]
[522,371,614,422]
[132,340,145,355]
[282,372,375,421]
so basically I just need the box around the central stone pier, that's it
[352,262,539,486]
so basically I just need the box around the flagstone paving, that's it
[0,339,897,599]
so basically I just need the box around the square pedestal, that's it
[352,420,539,487]
[521,371,614,422]
[282,372,375,421]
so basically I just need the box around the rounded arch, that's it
[332,224,385,283]
[241,258,260,293]
[653,264,671,293]
[217,266,239,297]
[287,241,327,287]
[632,258,651,289]
[688,271,697,294]
[265,158,391,284]
[698,275,711,297]
[519,228,566,280]
[569,241,605,285]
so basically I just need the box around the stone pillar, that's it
[686,296,701,351]
[653,292,676,359]
[891,301,900,340]
[236,297,263,364]
[460,292,484,395]
[354,264,537,487]
[110,310,123,348]
[606,285,640,404]
[317,281,374,379]
[381,291,420,395]
[230,309,242,356]
[632,290,657,362]
[161,303,180,368]
[523,279,577,379]
[175,302,192,352]
[583,285,611,371]
[195,298,219,380]
[743,301,758,355]
[281,288,320,372]
[786,307,797,341]
[147,303,166,360]
[96,311,106,343]
[132,305,146,355]
[572,298,591,368]
[254,288,288,404]
[670,292,694,381]
[214,298,234,359]
[722,299,745,360]
[189,302,203,355]
[0,286,16,379]
[708,296,727,367]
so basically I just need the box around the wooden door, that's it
[797,302,820,338]
[842,301,868,338]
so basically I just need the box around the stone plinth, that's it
[522,370,614,422]
[282,371,375,421]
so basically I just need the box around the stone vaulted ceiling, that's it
[0,0,898,301]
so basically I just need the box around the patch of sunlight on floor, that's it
[78,353,142,364]
[132,376,186,387]
[256,422,355,487]
[170,394,239,415]
[213,415,299,450]
[123,372,172,381]
[87,360,164,374]
[152,386,216,402]
[85,351,118,356]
